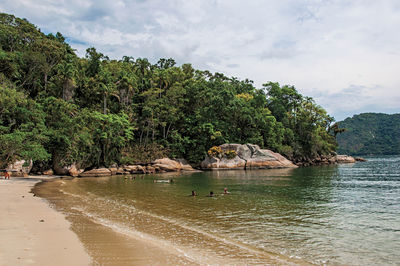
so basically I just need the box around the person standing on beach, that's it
[4,171,10,179]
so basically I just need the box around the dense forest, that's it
[0,13,339,170]
[337,113,400,155]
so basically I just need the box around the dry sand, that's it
[0,176,91,266]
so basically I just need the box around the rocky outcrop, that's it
[153,158,196,172]
[52,155,70,175]
[201,155,246,170]
[53,164,69,175]
[7,160,32,177]
[76,158,196,177]
[201,144,297,170]
[43,169,54,175]
[123,165,146,174]
[355,157,367,162]
[153,158,181,171]
[175,159,196,171]
[293,154,359,166]
[68,164,84,177]
[79,168,112,177]
[53,162,84,177]
[335,155,356,163]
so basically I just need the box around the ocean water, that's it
[36,156,400,265]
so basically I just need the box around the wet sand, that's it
[0,176,91,265]
[1,175,309,265]
[33,179,198,265]
[33,176,310,266]
[0,176,197,265]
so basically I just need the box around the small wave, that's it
[76,210,228,265]
[67,190,297,264]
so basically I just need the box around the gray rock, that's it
[201,143,297,170]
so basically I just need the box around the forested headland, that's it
[0,13,339,171]
[337,113,400,155]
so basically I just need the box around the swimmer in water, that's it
[154,179,172,183]
[223,187,230,194]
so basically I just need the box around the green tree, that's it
[0,85,50,167]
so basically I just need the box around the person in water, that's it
[191,190,197,196]
[208,191,214,197]
[223,187,230,194]
[154,179,173,183]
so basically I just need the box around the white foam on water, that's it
[76,209,234,265]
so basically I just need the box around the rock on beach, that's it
[201,144,298,170]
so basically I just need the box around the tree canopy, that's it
[0,13,338,169]
[337,113,400,155]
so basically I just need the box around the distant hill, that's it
[337,113,400,155]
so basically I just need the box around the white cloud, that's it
[1,0,399,120]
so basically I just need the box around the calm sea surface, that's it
[36,156,400,265]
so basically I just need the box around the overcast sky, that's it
[1,0,399,120]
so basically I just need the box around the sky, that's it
[1,0,399,121]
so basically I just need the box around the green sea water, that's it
[36,156,400,265]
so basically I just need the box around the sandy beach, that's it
[0,176,91,266]
[0,174,309,265]
[0,176,198,265]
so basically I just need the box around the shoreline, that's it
[32,176,201,265]
[0,176,91,266]
[1,174,307,265]
[32,174,312,265]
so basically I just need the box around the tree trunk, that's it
[44,72,48,91]
[139,130,144,145]
[103,93,107,114]
[165,123,172,139]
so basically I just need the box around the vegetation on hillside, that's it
[0,13,338,170]
[337,113,400,155]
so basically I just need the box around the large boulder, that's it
[109,167,118,175]
[247,149,296,169]
[201,144,297,170]
[145,165,156,174]
[53,162,83,177]
[43,169,54,175]
[7,160,32,177]
[53,164,70,175]
[201,156,220,169]
[175,159,196,171]
[79,168,112,177]
[220,143,252,158]
[123,165,146,174]
[335,155,356,163]
[200,155,246,170]
[52,155,70,175]
[153,158,196,172]
[68,163,83,177]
